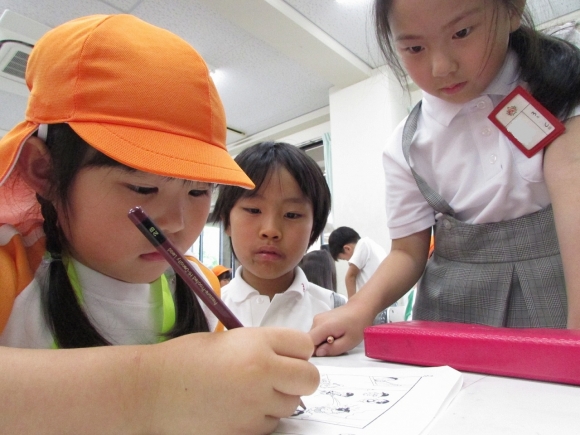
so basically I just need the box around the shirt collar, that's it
[72,257,151,302]
[223,266,257,302]
[287,267,309,297]
[224,266,307,302]
[422,50,520,127]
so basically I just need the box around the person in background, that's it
[311,0,580,357]
[299,249,337,292]
[212,265,232,287]
[0,14,318,434]
[328,226,387,299]
[211,142,346,331]
[319,243,338,290]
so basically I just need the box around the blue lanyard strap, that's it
[51,258,176,348]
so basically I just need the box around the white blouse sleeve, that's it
[383,117,436,239]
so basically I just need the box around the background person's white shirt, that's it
[348,237,387,292]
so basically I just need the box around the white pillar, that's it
[328,67,410,294]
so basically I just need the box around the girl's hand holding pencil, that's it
[143,327,319,434]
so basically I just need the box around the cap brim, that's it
[0,120,42,224]
[70,121,254,189]
[212,265,231,276]
[0,120,38,186]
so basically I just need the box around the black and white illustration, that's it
[290,373,422,428]
[275,365,462,435]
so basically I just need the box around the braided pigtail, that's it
[163,274,210,339]
[39,124,111,347]
[38,194,110,348]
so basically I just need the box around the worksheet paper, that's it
[274,365,462,435]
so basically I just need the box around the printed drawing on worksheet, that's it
[275,365,463,435]
[290,372,423,429]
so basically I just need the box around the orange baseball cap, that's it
[212,265,231,277]
[0,14,254,222]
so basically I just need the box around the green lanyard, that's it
[51,259,176,348]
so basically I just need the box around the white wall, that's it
[279,120,330,146]
[328,67,410,294]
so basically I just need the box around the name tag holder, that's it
[488,86,565,158]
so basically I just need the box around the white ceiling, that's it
[0,0,578,148]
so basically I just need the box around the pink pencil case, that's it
[364,320,580,386]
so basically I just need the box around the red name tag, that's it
[488,86,566,158]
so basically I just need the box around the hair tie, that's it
[49,252,63,262]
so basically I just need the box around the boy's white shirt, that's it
[383,50,580,239]
[0,257,218,348]
[348,237,387,291]
[221,266,345,331]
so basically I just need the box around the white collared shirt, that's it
[221,266,345,331]
[383,51,580,239]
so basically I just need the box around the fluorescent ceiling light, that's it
[336,0,370,4]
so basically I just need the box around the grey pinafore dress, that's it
[402,102,567,328]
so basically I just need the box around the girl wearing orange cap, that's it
[0,14,318,434]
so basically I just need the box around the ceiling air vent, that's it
[0,42,31,81]
[0,9,50,97]
[3,46,29,79]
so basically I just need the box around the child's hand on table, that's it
[310,303,373,357]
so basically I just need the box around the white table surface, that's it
[310,344,580,434]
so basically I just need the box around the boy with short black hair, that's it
[329,226,386,299]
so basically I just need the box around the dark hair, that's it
[217,270,232,281]
[211,141,331,247]
[299,249,337,291]
[373,0,580,120]
[328,226,360,261]
[39,123,209,348]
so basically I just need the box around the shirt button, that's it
[481,127,491,136]
[444,220,451,229]
[490,154,497,164]
[256,297,266,304]
[477,101,486,109]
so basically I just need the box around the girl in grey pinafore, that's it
[403,103,567,328]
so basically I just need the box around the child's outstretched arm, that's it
[544,115,580,329]
[0,327,319,435]
[310,228,431,356]
[345,263,360,299]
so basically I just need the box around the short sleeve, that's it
[348,238,369,270]
[383,119,435,239]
